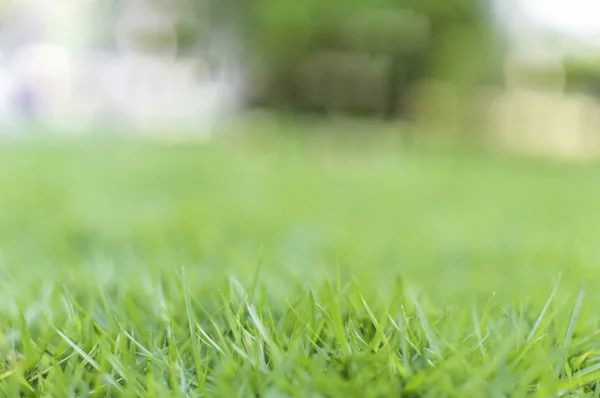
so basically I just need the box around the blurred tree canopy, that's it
[86,0,505,118]
[238,0,505,116]
[563,58,600,98]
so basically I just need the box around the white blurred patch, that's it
[0,0,243,138]
[0,67,17,128]
[522,0,600,39]
[7,42,74,122]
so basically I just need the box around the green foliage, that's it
[239,0,503,114]
[564,58,600,97]
[78,0,504,114]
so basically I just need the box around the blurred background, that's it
[1,0,600,309]
[0,0,599,157]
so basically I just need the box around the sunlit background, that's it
[0,0,598,157]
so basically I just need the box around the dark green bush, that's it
[564,58,600,97]
[239,0,504,117]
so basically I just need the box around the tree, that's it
[235,0,504,117]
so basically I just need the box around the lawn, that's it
[1,132,600,396]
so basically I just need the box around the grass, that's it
[2,131,600,396]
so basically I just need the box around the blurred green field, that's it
[2,134,600,396]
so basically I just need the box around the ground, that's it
[1,132,600,396]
